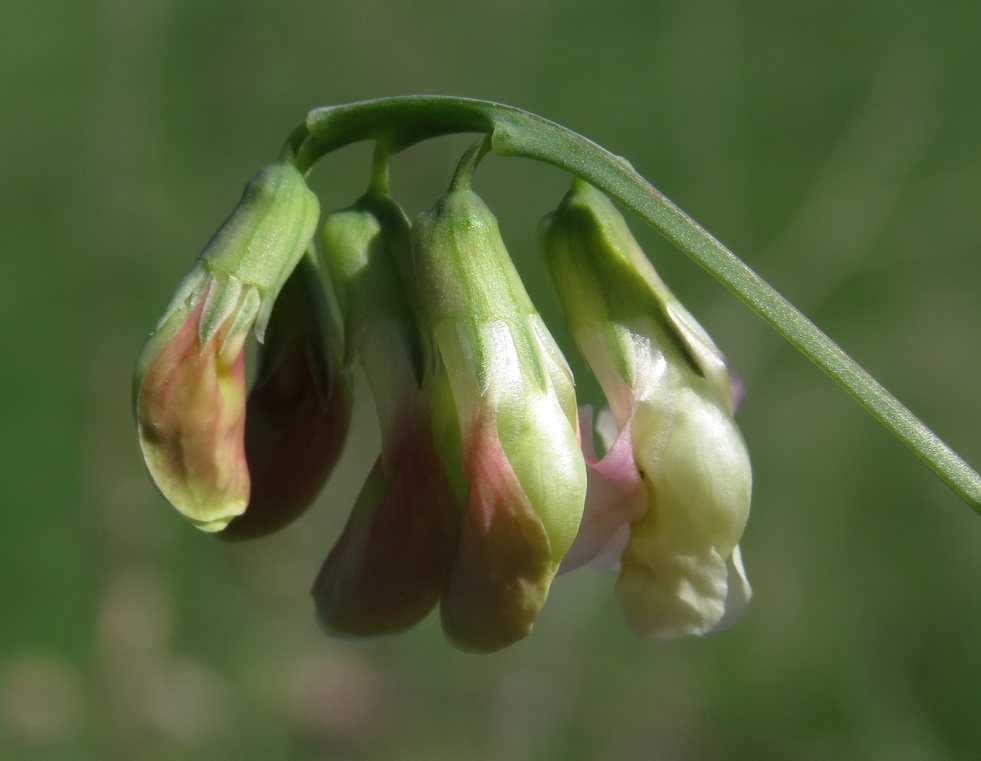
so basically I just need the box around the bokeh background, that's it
[4,0,981,758]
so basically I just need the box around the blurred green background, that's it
[3,0,981,758]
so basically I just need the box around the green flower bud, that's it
[413,180,587,652]
[541,180,752,638]
[313,189,458,636]
[134,162,329,532]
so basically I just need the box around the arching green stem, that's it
[289,95,981,514]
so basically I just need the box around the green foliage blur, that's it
[3,0,980,758]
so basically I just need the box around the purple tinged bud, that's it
[438,411,557,652]
[134,162,345,534]
[135,279,252,530]
[312,191,459,636]
[313,404,459,636]
[413,182,587,652]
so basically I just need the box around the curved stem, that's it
[291,96,981,514]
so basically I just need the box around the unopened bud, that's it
[134,162,325,532]
[313,190,458,636]
[413,171,586,652]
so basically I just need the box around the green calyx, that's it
[321,184,421,371]
[413,146,533,327]
[541,180,736,411]
[541,180,705,382]
[190,161,320,343]
[320,166,429,449]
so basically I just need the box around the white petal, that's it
[708,545,752,633]
[615,547,729,638]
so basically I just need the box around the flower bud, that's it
[220,254,352,540]
[134,162,325,532]
[540,180,752,638]
[313,190,458,636]
[413,179,587,652]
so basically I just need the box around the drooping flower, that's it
[541,180,752,638]
[134,162,350,535]
[412,154,587,652]
[312,187,459,636]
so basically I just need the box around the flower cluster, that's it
[134,147,751,651]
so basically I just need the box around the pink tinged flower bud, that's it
[438,411,558,652]
[135,279,252,530]
[313,408,459,636]
[413,184,587,652]
[312,192,459,636]
[540,180,752,638]
[134,162,322,532]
